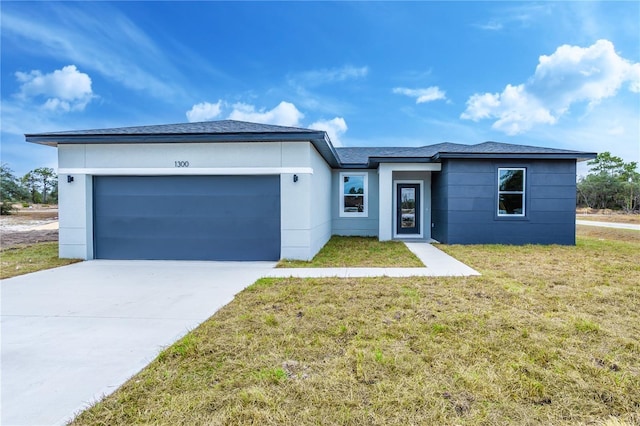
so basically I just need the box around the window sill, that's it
[340,213,369,218]
[494,214,529,221]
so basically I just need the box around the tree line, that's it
[0,163,58,215]
[577,152,639,212]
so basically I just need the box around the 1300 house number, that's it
[174,161,190,167]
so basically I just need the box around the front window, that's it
[498,168,525,216]
[340,173,368,217]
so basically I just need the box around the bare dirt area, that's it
[0,206,59,249]
[576,208,640,224]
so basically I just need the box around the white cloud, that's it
[186,101,222,122]
[393,86,447,103]
[294,65,369,86]
[461,39,640,135]
[474,3,553,32]
[228,101,304,127]
[15,65,93,112]
[309,117,348,147]
[477,22,503,31]
[461,84,557,135]
[2,3,193,101]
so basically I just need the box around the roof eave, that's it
[336,163,372,169]
[313,132,342,168]
[25,131,323,145]
[25,130,342,167]
[367,156,438,167]
[435,152,598,162]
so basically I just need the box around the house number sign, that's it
[174,161,190,167]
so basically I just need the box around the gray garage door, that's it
[93,175,280,260]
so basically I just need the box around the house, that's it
[25,120,596,261]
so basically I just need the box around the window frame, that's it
[497,167,526,217]
[339,172,368,217]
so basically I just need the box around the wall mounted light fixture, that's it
[293,174,299,183]
[67,175,74,183]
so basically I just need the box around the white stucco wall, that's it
[279,143,332,260]
[309,146,332,258]
[57,141,326,260]
[57,171,93,259]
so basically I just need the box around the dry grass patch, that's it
[577,225,639,243]
[578,215,640,225]
[0,242,80,279]
[72,232,639,425]
[278,236,423,268]
[577,212,640,225]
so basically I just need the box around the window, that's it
[340,172,368,217]
[498,168,525,216]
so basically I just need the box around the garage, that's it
[93,175,280,261]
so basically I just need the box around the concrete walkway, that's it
[576,220,640,231]
[266,243,480,278]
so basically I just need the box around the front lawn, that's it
[71,229,639,425]
[0,242,81,279]
[576,225,639,243]
[278,236,424,268]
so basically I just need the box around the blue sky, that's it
[2,1,639,177]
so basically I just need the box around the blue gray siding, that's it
[431,162,449,243]
[431,159,577,245]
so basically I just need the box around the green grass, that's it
[278,236,424,268]
[0,242,81,279]
[71,228,640,425]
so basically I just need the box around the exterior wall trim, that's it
[379,163,442,172]
[58,167,314,176]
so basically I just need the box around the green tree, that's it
[49,179,59,204]
[577,173,623,209]
[587,152,626,177]
[1,163,26,214]
[33,167,57,204]
[578,152,640,211]
[1,163,26,200]
[21,171,42,204]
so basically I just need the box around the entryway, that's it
[394,180,425,238]
[396,183,420,235]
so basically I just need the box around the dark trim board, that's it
[93,175,281,260]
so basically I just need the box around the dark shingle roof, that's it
[26,119,596,167]
[26,120,317,136]
[336,141,594,166]
[438,141,589,155]
[335,147,410,164]
[26,120,342,168]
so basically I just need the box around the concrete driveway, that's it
[1,260,276,426]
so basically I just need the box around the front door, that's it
[396,183,420,235]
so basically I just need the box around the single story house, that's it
[26,120,596,261]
